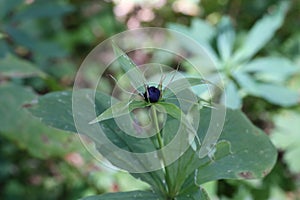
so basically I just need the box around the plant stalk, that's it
[151,105,173,196]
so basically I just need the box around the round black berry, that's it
[143,86,161,103]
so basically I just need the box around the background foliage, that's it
[0,0,300,199]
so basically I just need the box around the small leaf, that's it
[217,16,236,62]
[163,77,211,99]
[89,100,148,124]
[80,190,163,200]
[0,54,46,78]
[233,1,290,62]
[112,42,146,93]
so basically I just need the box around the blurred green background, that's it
[0,0,300,199]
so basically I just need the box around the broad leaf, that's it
[195,108,277,184]
[28,90,167,192]
[233,1,289,62]
[28,90,277,199]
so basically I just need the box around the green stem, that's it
[151,105,173,197]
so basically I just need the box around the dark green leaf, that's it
[176,187,210,200]
[0,84,86,159]
[195,108,277,184]
[11,1,74,22]
[0,54,46,78]
[0,0,23,19]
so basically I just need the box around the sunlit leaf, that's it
[220,80,242,109]
[217,16,236,62]
[112,42,146,93]
[233,1,289,62]
[242,57,299,82]
[255,83,299,106]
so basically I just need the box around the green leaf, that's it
[0,0,23,19]
[28,90,167,192]
[28,90,277,197]
[163,77,210,99]
[195,108,277,184]
[90,100,148,124]
[112,42,146,93]
[155,102,199,144]
[220,80,242,109]
[0,54,46,78]
[233,70,260,95]
[217,16,236,62]
[4,25,36,50]
[233,1,289,62]
[242,57,299,83]
[255,83,299,106]
[80,190,162,200]
[176,187,210,200]
[271,111,300,173]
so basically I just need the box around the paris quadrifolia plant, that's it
[29,43,278,200]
